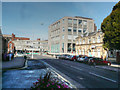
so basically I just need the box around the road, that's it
[35,55,119,88]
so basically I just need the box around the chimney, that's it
[37,38,40,41]
[94,24,97,32]
[12,33,15,41]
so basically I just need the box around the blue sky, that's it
[2,2,117,40]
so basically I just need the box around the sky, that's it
[2,2,117,40]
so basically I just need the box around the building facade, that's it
[40,40,48,52]
[13,39,48,54]
[2,34,12,53]
[75,31,107,59]
[0,28,2,61]
[48,16,96,54]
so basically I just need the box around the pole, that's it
[32,49,33,59]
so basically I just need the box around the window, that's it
[62,19,64,24]
[68,19,72,24]
[68,35,72,39]
[62,27,65,32]
[97,36,100,43]
[62,35,64,39]
[68,27,72,32]
[73,30,76,32]
[83,49,85,55]
[62,43,64,53]
[83,20,87,25]
[73,36,78,40]
[93,37,95,43]
[78,20,82,24]
[83,28,86,33]
[80,39,81,44]
[76,41,79,45]
[83,39,85,44]
[73,19,77,24]
[88,38,91,44]
[78,30,81,33]
[68,29,71,32]
[73,28,77,32]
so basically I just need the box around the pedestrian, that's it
[24,55,27,60]
[9,53,12,61]
[101,55,103,59]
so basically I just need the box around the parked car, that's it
[55,55,61,59]
[68,55,77,61]
[77,56,86,62]
[88,57,111,66]
[59,54,68,59]
[83,56,93,63]
[65,55,71,60]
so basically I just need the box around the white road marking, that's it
[89,72,117,83]
[70,66,82,71]
[60,63,82,71]
[77,77,84,80]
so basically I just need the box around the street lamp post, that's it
[32,48,33,59]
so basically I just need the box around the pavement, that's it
[2,57,26,70]
[2,56,75,88]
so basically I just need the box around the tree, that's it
[101,1,120,50]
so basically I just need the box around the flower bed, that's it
[31,72,70,89]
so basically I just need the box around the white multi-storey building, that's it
[48,16,96,54]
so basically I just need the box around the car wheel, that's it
[73,59,76,61]
[93,62,96,66]
[107,63,111,66]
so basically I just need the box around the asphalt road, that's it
[34,55,119,88]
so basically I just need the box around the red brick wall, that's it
[15,37,30,40]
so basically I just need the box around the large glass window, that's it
[62,43,64,53]
[67,43,71,52]
[73,43,75,51]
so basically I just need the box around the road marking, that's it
[60,63,83,71]
[89,72,117,83]
[70,66,82,71]
[77,76,84,80]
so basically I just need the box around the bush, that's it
[31,72,70,89]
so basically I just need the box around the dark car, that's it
[55,55,61,59]
[88,57,111,66]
